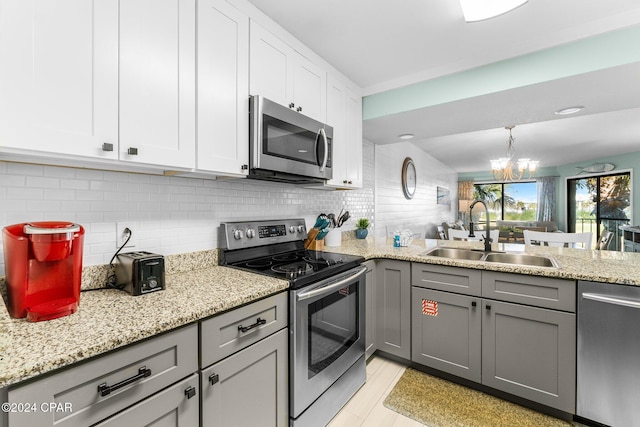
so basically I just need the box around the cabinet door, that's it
[412,287,481,382]
[344,86,363,188]
[291,54,326,122]
[94,374,199,427]
[482,300,576,413]
[201,328,288,427]
[249,21,291,105]
[375,260,411,359]
[197,0,249,175]
[364,260,377,359]
[325,75,347,187]
[0,0,118,159]
[119,0,196,168]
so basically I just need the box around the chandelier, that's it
[490,126,539,182]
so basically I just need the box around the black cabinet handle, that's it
[486,304,491,311]
[127,147,138,155]
[209,373,219,385]
[102,142,114,152]
[296,106,302,112]
[289,103,295,109]
[238,317,266,333]
[241,164,248,170]
[98,366,152,396]
[471,301,477,307]
[185,386,196,399]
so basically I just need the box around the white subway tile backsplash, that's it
[0,141,377,276]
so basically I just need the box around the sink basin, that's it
[423,247,485,261]
[422,247,559,268]
[483,253,559,268]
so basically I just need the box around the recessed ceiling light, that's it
[555,106,584,115]
[459,0,528,22]
[399,134,414,140]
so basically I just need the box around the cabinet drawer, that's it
[200,292,287,368]
[412,263,482,296]
[482,271,576,312]
[95,374,199,426]
[8,324,198,427]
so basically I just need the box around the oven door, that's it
[290,265,366,419]
[250,95,333,181]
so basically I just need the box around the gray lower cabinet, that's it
[200,292,288,427]
[411,287,481,382]
[375,260,411,359]
[7,324,198,427]
[364,260,376,359]
[482,299,576,413]
[94,374,199,426]
[411,263,576,413]
[201,328,288,427]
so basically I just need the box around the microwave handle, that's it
[318,128,328,172]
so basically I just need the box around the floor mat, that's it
[383,368,572,427]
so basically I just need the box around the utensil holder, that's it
[325,229,342,247]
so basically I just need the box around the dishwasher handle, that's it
[582,292,640,309]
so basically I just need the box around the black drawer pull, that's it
[98,366,152,397]
[486,304,491,311]
[238,317,266,333]
[127,147,138,155]
[185,386,196,399]
[471,301,477,307]
[209,373,219,385]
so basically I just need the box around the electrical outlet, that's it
[116,222,137,248]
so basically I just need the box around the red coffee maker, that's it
[3,222,85,322]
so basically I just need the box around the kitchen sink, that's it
[422,247,487,261]
[422,247,559,268]
[483,252,559,268]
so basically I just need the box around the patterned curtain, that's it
[458,180,474,201]
[536,176,556,222]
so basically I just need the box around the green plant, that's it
[356,218,370,230]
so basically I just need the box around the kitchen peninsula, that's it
[2,237,640,425]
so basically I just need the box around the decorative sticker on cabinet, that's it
[422,299,438,317]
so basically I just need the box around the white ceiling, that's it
[246,0,640,173]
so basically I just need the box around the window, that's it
[567,172,630,251]
[473,182,538,228]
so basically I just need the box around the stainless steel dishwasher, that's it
[577,280,640,426]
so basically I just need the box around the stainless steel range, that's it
[219,219,366,427]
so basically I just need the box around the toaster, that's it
[115,251,165,296]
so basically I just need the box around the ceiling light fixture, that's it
[490,126,539,182]
[399,134,415,140]
[459,0,528,22]
[554,106,585,115]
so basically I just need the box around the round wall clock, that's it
[401,157,416,199]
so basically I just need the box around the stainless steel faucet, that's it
[469,200,493,252]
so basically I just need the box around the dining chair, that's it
[523,230,593,250]
[448,228,499,242]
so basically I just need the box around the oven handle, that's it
[318,128,328,172]
[297,266,367,301]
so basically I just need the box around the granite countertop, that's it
[2,237,640,389]
[328,235,640,286]
[0,251,288,388]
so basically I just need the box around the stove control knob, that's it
[297,225,305,233]
[246,228,255,239]
[233,229,244,240]
[288,226,296,234]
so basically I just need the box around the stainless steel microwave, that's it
[249,95,333,184]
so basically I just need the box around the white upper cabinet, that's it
[196,0,249,176]
[320,74,363,189]
[0,0,196,170]
[118,0,196,169]
[0,0,118,159]
[249,21,326,123]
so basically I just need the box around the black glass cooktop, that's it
[222,242,364,289]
